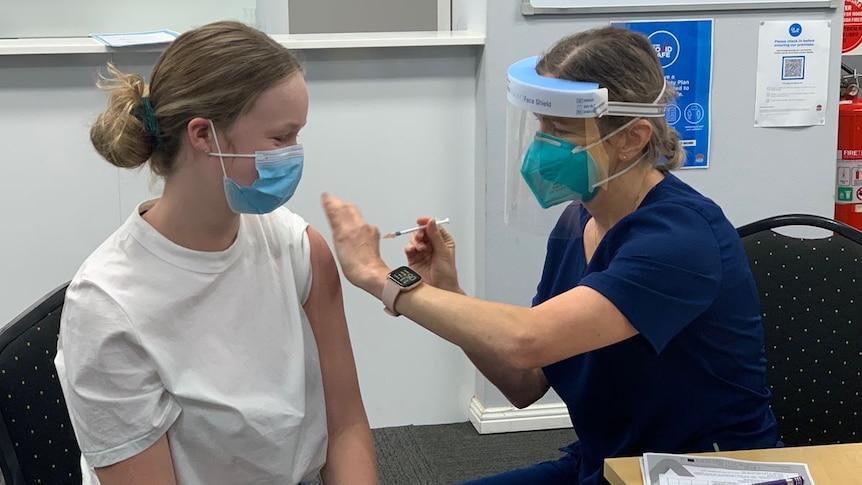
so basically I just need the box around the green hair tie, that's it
[133,97,164,151]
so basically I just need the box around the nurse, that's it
[322,26,777,485]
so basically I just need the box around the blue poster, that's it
[611,20,713,168]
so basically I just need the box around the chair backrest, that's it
[737,214,862,446]
[0,282,81,485]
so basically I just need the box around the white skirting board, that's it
[468,396,573,435]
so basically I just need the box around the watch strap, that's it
[381,277,403,316]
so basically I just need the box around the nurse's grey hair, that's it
[536,26,685,171]
[90,21,303,176]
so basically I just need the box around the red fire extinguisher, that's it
[836,64,862,230]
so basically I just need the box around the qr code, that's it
[782,56,805,80]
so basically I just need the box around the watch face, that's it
[389,266,421,288]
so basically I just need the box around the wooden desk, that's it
[604,442,862,485]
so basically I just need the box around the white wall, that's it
[0,0,255,38]
[474,4,843,413]
[0,45,479,429]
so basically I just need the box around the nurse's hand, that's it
[405,218,463,294]
[321,193,390,295]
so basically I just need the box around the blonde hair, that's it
[90,21,303,176]
[536,26,685,171]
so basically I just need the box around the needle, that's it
[383,218,450,239]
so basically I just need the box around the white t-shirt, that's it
[54,200,327,485]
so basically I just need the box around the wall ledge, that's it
[468,396,573,435]
[0,30,485,56]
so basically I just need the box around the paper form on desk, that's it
[640,452,814,485]
[91,29,179,47]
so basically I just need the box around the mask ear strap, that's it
[654,80,667,104]
[573,116,639,154]
[588,81,665,157]
[208,120,228,178]
[590,152,646,189]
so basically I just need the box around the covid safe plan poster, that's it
[612,19,714,169]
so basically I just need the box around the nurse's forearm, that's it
[393,284,542,370]
[464,349,550,409]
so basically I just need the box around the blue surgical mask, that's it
[520,119,640,209]
[209,120,304,214]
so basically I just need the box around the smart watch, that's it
[381,266,422,316]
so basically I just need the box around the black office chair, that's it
[0,282,81,485]
[737,214,862,446]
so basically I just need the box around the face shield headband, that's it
[506,56,668,119]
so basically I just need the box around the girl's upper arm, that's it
[302,227,377,485]
[302,226,367,427]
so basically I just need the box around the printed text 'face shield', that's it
[503,56,667,236]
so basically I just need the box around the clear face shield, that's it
[504,56,667,235]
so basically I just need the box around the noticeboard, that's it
[522,0,839,15]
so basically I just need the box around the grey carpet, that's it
[310,421,575,484]
[375,422,576,484]
[372,424,450,485]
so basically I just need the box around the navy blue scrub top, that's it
[534,173,778,485]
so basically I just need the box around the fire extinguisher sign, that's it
[844,0,862,55]
[836,150,862,203]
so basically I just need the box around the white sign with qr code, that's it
[754,20,831,127]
